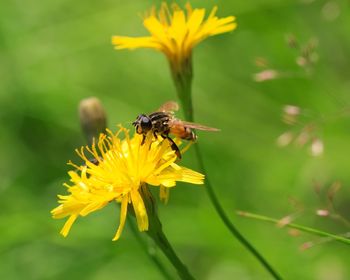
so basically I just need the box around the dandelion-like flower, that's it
[112,2,237,73]
[51,127,204,241]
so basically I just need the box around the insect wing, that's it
[171,119,220,131]
[157,101,179,112]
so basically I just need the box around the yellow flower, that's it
[112,2,237,72]
[51,127,204,241]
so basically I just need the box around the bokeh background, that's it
[1,0,349,279]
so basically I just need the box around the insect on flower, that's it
[51,127,204,241]
[132,101,219,158]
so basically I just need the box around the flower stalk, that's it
[193,145,282,279]
[162,16,281,278]
[127,215,173,280]
[174,77,282,278]
[138,184,195,280]
[173,64,282,277]
[170,54,193,121]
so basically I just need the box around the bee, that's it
[132,101,219,158]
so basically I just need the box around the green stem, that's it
[140,184,195,280]
[238,211,350,245]
[170,56,193,121]
[194,145,282,280]
[147,225,195,280]
[127,215,174,280]
[170,54,281,279]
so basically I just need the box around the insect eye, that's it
[141,116,152,131]
[141,116,150,123]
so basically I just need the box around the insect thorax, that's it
[149,112,171,135]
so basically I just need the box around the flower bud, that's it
[79,97,107,144]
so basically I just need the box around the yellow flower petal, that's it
[112,2,237,67]
[186,8,205,42]
[131,190,149,231]
[112,36,160,50]
[60,214,78,237]
[51,127,204,240]
[113,195,129,241]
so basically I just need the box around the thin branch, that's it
[238,211,350,245]
[127,215,174,280]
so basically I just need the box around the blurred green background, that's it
[1,0,349,279]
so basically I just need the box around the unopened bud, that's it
[253,69,278,82]
[316,209,329,217]
[311,138,324,157]
[79,97,107,145]
[283,105,300,116]
[283,105,301,125]
[277,132,294,147]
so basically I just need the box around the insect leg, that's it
[141,134,146,145]
[88,158,101,166]
[161,134,181,159]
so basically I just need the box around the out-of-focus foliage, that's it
[0,0,349,279]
